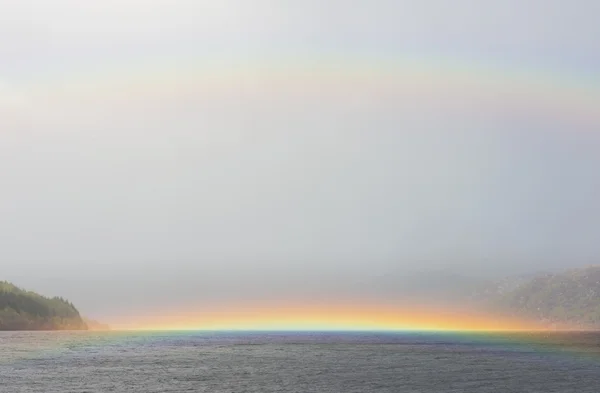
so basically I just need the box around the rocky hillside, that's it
[0,281,87,331]
[389,266,600,329]
[492,266,600,329]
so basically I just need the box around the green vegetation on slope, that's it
[0,281,87,331]
[494,266,600,328]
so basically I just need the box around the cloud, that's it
[0,0,599,319]
[0,80,28,118]
[2,0,598,69]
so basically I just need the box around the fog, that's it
[1,1,599,322]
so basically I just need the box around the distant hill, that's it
[491,266,600,329]
[0,281,87,331]
[83,318,111,331]
[386,266,600,329]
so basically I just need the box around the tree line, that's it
[0,281,87,330]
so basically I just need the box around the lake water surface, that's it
[1,331,599,392]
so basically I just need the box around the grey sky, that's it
[1,1,599,322]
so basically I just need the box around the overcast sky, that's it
[1,1,599,322]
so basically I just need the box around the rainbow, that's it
[0,301,598,366]
[13,54,600,127]
[3,53,599,365]
[0,301,551,336]
[110,302,547,332]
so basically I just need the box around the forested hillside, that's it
[0,281,87,330]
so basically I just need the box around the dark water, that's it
[1,331,600,392]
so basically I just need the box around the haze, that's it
[1,0,599,325]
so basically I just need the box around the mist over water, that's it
[1,1,599,328]
[2,3,600,392]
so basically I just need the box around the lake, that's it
[1,331,599,392]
